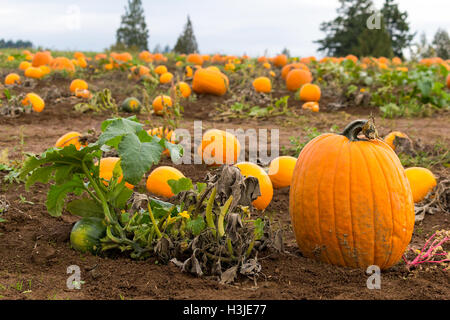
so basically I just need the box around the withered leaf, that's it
[220,265,238,285]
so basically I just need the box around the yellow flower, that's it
[178,211,190,219]
[360,88,366,93]
[263,62,271,69]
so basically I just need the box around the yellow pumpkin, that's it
[22,93,45,112]
[268,156,297,188]
[235,162,273,210]
[4,73,21,85]
[405,167,437,203]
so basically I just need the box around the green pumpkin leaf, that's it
[118,133,164,185]
[46,177,85,217]
[66,198,104,218]
[97,117,144,148]
[186,216,206,236]
[196,182,207,194]
[168,177,193,195]
[254,218,264,240]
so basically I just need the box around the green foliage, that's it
[381,0,415,58]
[316,0,413,58]
[74,89,118,114]
[398,142,450,169]
[21,116,183,217]
[116,0,149,50]
[173,16,199,54]
[168,177,194,195]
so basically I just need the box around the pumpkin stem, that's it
[341,118,379,141]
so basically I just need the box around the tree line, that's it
[0,39,33,49]
[95,0,450,60]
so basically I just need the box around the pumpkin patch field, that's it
[0,49,449,301]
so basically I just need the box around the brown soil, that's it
[0,72,449,300]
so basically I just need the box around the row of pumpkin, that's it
[55,126,437,213]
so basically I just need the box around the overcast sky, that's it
[0,0,448,57]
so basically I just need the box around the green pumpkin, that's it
[121,97,141,113]
[70,217,106,254]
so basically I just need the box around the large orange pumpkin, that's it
[192,68,228,96]
[286,69,312,91]
[289,119,415,269]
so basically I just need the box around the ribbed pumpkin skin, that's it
[289,133,414,269]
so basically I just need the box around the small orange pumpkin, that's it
[405,167,437,203]
[4,73,21,85]
[22,93,45,112]
[70,79,88,93]
[187,53,204,66]
[152,95,173,114]
[32,51,52,67]
[154,65,168,75]
[273,54,288,67]
[268,156,297,188]
[24,67,44,79]
[198,129,241,166]
[192,68,228,96]
[159,72,174,84]
[299,83,321,101]
[55,131,83,150]
[252,77,271,93]
[146,166,185,198]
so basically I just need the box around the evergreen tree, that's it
[173,16,199,54]
[116,0,149,50]
[432,28,450,60]
[352,20,393,57]
[315,0,413,58]
[315,0,377,57]
[381,0,415,58]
